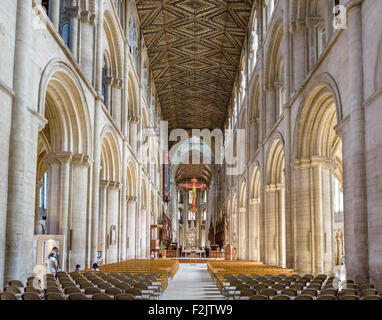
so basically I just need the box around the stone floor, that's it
[160,263,225,300]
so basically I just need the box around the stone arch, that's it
[104,10,124,80]
[293,72,343,161]
[100,125,121,183]
[249,165,261,261]
[264,18,283,86]
[293,80,343,275]
[38,59,92,155]
[265,138,286,267]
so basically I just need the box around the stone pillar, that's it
[291,22,306,91]
[112,79,123,129]
[239,207,247,259]
[249,118,258,158]
[44,152,72,235]
[129,116,139,153]
[98,180,109,264]
[69,154,90,271]
[34,180,44,234]
[80,10,95,82]
[4,0,32,285]
[50,0,61,32]
[120,144,127,261]
[277,184,286,268]
[127,196,137,259]
[265,83,275,136]
[265,185,277,266]
[249,198,260,261]
[346,2,369,285]
[91,0,104,265]
[107,181,120,263]
[67,5,80,60]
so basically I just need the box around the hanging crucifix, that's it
[183,177,206,214]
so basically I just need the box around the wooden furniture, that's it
[82,259,180,292]
[225,245,236,260]
[210,250,225,258]
[158,249,167,259]
[166,249,178,258]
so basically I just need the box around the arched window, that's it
[263,0,275,34]
[275,59,285,117]
[188,190,193,205]
[129,17,138,70]
[59,1,72,50]
[142,64,149,103]
[239,61,246,107]
[39,172,49,212]
[113,0,125,29]
[249,12,258,74]
[102,57,111,109]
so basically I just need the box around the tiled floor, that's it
[160,263,225,300]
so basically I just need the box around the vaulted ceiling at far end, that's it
[136,0,253,130]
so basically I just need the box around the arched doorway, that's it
[266,139,286,268]
[294,84,343,275]
[249,166,261,261]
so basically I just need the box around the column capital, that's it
[80,10,96,25]
[103,76,114,86]
[250,198,260,205]
[265,82,274,91]
[72,154,92,167]
[265,184,277,192]
[129,116,139,124]
[108,181,121,190]
[99,180,109,189]
[44,152,73,165]
[112,78,124,89]
[66,6,81,19]
[127,195,137,202]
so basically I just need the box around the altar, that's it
[181,249,205,258]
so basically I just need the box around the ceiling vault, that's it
[136,0,253,131]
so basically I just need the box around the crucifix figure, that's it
[183,177,206,213]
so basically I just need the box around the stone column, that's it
[98,180,109,264]
[107,181,120,263]
[67,4,80,60]
[70,154,90,271]
[265,83,275,136]
[91,0,104,265]
[80,10,95,82]
[276,184,286,268]
[4,0,32,285]
[44,152,72,235]
[265,185,277,266]
[283,6,293,269]
[249,198,260,261]
[120,143,127,261]
[291,22,306,91]
[34,180,44,234]
[249,118,258,158]
[127,196,137,258]
[346,2,369,285]
[112,79,123,129]
[50,0,61,32]
[129,116,139,153]
[239,207,247,259]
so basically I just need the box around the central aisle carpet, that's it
[160,263,225,300]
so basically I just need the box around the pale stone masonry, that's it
[1,0,382,294]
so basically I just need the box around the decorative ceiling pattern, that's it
[136,0,253,130]
[175,164,212,185]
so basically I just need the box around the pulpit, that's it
[150,225,162,257]
[225,245,237,260]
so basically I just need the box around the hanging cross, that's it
[183,177,206,213]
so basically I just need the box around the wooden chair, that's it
[22,293,41,300]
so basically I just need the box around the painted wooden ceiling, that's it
[136,0,253,130]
